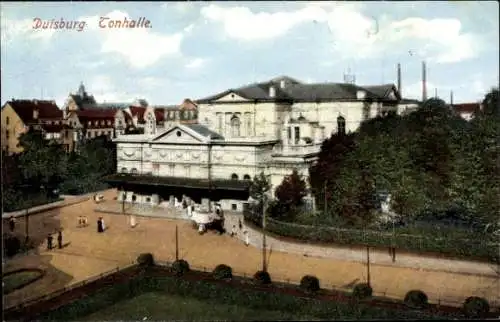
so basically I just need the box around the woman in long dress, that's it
[130,215,136,228]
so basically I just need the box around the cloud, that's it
[185,57,207,69]
[79,10,184,69]
[200,3,480,63]
[1,15,55,45]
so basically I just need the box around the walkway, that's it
[3,190,499,310]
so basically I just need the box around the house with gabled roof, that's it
[1,99,74,153]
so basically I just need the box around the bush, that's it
[212,264,232,280]
[171,259,190,277]
[404,290,428,309]
[253,270,272,285]
[4,235,21,257]
[300,275,320,293]
[136,253,154,267]
[463,296,490,318]
[352,283,373,300]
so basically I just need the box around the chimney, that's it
[450,91,454,106]
[397,63,402,97]
[269,86,276,98]
[422,61,427,102]
[434,88,438,98]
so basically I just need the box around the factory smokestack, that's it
[422,61,427,102]
[397,63,402,97]
[450,91,454,106]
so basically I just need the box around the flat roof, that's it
[103,174,251,191]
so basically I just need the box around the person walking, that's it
[47,233,53,250]
[57,231,63,249]
[8,216,15,232]
[97,218,103,233]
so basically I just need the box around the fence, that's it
[243,210,499,262]
[5,261,137,311]
[155,260,474,308]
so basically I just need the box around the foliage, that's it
[39,271,449,321]
[212,264,233,280]
[241,214,499,263]
[253,270,272,285]
[137,253,154,267]
[463,296,490,318]
[299,275,320,293]
[352,283,373,300]
[171,260,190,277]
[404,290,428,309]
[308,89,500,236]
[4,235,21,257]
[249,172,271,213]
[272,169,308,222]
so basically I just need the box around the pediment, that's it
[214,91,251,102]
[152,126,204,144]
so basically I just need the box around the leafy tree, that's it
[247,172,271,224]
[272,169,307,221]
[275,169,307,207]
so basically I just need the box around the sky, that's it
[1,1,499,107]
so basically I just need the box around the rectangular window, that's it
[216,112,223,133]
[287,127,291,140]
[294,126,300,144]
[6,117,9,125]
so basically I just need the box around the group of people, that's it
[77,216,89,228]
[230,219,249,246]
[47,231,64,250]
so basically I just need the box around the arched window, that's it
[337,116,346,135]
[230,115,241,137]
[231,173,239,180]
[131,168,138,174]
[121,168,127,173]
[243,174,251,180]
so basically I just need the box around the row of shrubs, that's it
[136,253,492,318]
[244,214,499,263]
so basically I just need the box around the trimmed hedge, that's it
[352,283,373,300]
[137,253,154,267]
[243,214,499,263]
[404,290,428,309]
[213,264,232,280]
[254,271,272,285]
[39,267,457,321]
[171,260,190,277]
[4,235,21,257]
[300,275,320,293]
[463,296,490,318]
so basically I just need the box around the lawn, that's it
[82,292,314,321]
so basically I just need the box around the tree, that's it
[275,169,307,207]
[272,169,307,221]
[247,172,271,225]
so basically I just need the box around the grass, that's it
[82,292,313,321]
[3,270,43,295]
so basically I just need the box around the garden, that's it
[6,254,494,321]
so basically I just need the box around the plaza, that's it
[3,190,499,310]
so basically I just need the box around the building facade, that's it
[1,99,70,154]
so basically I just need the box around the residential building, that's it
[162,98,199,128]
[66,108,117,144]
[451,103,481,121]
[1,99,72,154]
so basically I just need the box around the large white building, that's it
[106,76,419,212]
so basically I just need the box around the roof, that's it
[183,123,224,140]
[102,174,251,191]
[129,106,147,123]
[70,94,97,109]
[6,99,62,123]
[97,102,131,109]
[452,103,480,113]
[195,76,403,103]
[154,108,165,122]
[76,109,117,118]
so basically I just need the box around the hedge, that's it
[243,213,499,263]
[40,267,446,321]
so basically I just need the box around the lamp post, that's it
[366,245,371,287]
[261,189,271,272]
